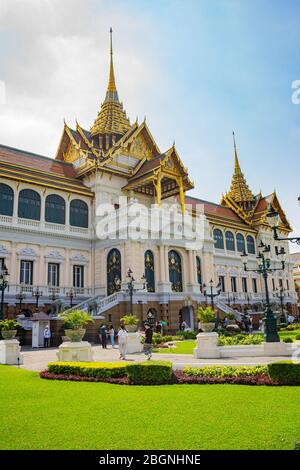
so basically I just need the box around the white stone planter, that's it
[64,329,86,342]
[1,330,17,340]
[201,323,215,332]
[57,341,94,362]
[194,332,298,359]
[125,332,143,354]
[125,324,138,333]
[0,339,23,365]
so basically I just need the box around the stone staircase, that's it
[64,291,121,317]
[216,301,242,321]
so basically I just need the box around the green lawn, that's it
[1,366,300,450]
[155,331,300,355]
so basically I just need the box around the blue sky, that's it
[0,0,300,244]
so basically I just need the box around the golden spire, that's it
[106,27,117,97]
[227,132,254,205]
[90,28,131,138]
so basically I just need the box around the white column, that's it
[164,246,169,282]
[9,244,17,285]
[159,245,165,281]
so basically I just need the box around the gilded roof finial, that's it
[227,131,254,205]
[107,27,117,94]
[90,28,131,137]
[232,131,241,172]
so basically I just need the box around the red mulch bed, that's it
[40,370,278,386]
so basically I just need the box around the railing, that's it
[63,291,120,316]
[0,215,92,238]
[6,284,93,298]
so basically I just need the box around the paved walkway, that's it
[19,345,290,372]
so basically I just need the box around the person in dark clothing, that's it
[99,324,107,349]
[143,323,153,360]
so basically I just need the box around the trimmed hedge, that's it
[47,362,128,378]
[184,365,268,378]
[126,361,173,384]
[267,361,300,384]
[218,334,263,346]
[47,361,173,384]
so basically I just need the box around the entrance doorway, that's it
[179,306,194,331]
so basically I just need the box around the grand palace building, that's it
[0,31,297,337]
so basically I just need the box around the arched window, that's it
[45,194,65,225]
[0,183,14,216]
[107,248,121,296]
[168,250,182,292]
[144,250,155,292]
[196,256,202,285]
[225,231,235,251]
[247,235,255,254]
[236,233,245,253]
[18,189,41,220]
[213,229,224,249]
[70,199,88,228]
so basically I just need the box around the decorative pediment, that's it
[17,248,37,258]
[127,134,153,160]
[45,250,65,261]
[70,253,88,264]
[0,244,9,255]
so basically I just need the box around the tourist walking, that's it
[118,325,128,360]
[43,325,51,348]
[99,324,107,349]
[181,320,187,331]
[143,323,153,360]
[109,324,115,348]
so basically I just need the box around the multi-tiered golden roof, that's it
[227,132,255,205]
[90,28,131,137]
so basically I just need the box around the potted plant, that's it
[226,313,236,325]
[196,306,216,332]
[120,314,139,333]
[0,319,20,340]
[59,309,94,342]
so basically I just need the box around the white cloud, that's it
[0,0,168,157]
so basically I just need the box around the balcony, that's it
[5,284,93,306]
[0,215,92,239]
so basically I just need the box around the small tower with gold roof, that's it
[226,132,255,212]
[90,28,131,150]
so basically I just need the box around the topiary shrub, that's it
[218,334,263,346]
[126,361,173,384]
[268,361,300,384]
[282,337,293,343]
[296,334,300,341]
[47,361,127,378]
[286,323,300,331]
[183,365,268,378]
[177,330,197,340]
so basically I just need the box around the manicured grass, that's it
[155,340,195,354]
[155,331,300,355]
[279,330,300,341]
[1,366,300,450]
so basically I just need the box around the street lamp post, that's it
[241,243,286,342]
[126,268,146,316]
[276,286,286,323]
[267,206,300,244]
[66,288,76,308]
[0,263,9,320]
[33,287,43,309]
[202,279,221,310]
[16,288,26,314]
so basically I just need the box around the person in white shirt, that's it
[118,325,128,360]
[43,325,51,348]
